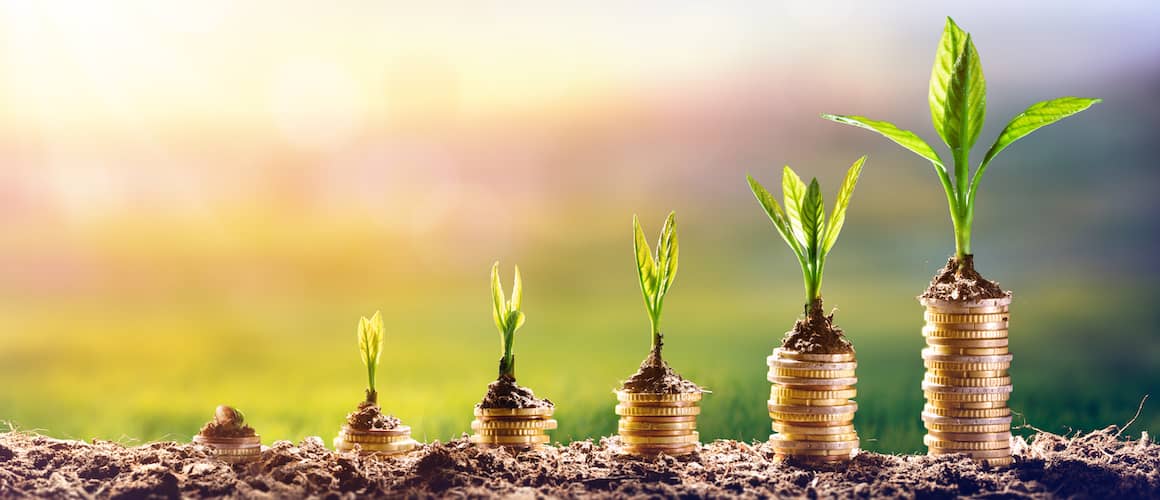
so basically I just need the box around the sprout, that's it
[748,158,865,311]
[357,311,384,404]
[822,17,1099,272]
[491,262,525,380]
[633,212,678,352]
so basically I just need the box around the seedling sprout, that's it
[633,212,677,355]
[490,262,525,380]
[358,311,384,404]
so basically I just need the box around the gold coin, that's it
[927,369,1007,378]
[772,423,856,435]
[768,376,858,387]
[471,418,558,430]
[923,329,1008,341]
[771,387,857,400]
[771,397,853,407]
[770,435,859,450]
[470,434,550,445]
[768,402,857,415]
[336,439,418,453]
[774,432,859,442]
[339,425,412,438]
[925,422,1010,434]
[927,346,1010,356]
[921,349,1012,363]
[616,391,702,403]
[475,407,554,418]
[622,444,697,456]
[339,432,416,445]
[770,359,858,371]
[923,311,1009,324]
[929,447,1012,459]
[924,337,1009,348]
[472,427,548,437]
[922,381,1012,393]
[208,446,261,456]
[771,367,857,379]
[920,296,1011,311]
[769,446,854,457]
[921,412,1011,424]
[924,391,1010,403]
[615,404,701,417]
[924,375,1012,387]
[923,405,1011,418]
[923,321,1008,332]
[981,456,1015,467]
[923,435,1009,450]
[926,430,1011,442]
[772,349,855,363]
[924,359,1011,371]
[619,420,697,431]
[617,399,701,409]
[769,411,855,423]
[620,431,699,445]
[927,400,1009,410]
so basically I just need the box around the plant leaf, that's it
[940,34,986,152]
[820,114,946,168]
[656,212,678,296]
[490,262,506,332]
[510,265,523,312]
[747,175,803,257]
[802,179,825,263]
[632,215,657,308]
[506,310,525,333]
[929,17,975,149]
[781,166,808,249]
[980,97,1102,169]
[823,156,865,254]
[358,312,383,367]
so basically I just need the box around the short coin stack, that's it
[615,391,701,456]
[767,347,860,466]
[334,425,418,456]
[193,434,262,464]
[470,406,557,449]
[920,296,1013,467]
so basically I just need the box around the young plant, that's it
[747,157,865,315]
[357,311,384,404]
[633,212,678,355]
[822,17,1099,273]
[491,262,525,380]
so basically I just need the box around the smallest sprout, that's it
[358,311,384,404]
[214,405,245,427]
[491,262,525,380]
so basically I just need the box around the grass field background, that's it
[0,3,1157,454]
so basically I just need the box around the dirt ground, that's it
[0,426,1154,499]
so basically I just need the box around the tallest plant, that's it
[823,17,1099,287]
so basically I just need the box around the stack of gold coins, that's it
[767,347,860,466]
[615,391,701,457]
[193,434,262,464]
[334,425,418,456]
[469,406,556,449]
[920,296,1013,467]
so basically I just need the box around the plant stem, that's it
[499,329,516,379]
[950,151,973,267]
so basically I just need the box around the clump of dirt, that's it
[345,401,401,431]
[0,427,1155,498]
[780,298,854,354]
[478,375,553,409]
[198,406,256,438]
[923,255,1011,301]
[621,338,701,394]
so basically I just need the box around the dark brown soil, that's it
[345,401,401,431]
[198,406,256,439]
[923,255,1011,301]
[620,340,702,394]
[478,375,553,409]
[0,427,1154,498]
[781,298,854,354]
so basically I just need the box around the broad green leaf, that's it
[656,212,678,296]
[929,17,973,148]
[632,215,657,306]
[510,265,523,312]
[823,156,865,254]
[490,262,506,332]
[939,34,987,152]
[781,166,808,249]
[747,175,803,258]
[980,97,1102,169]
[358,311,383,367]
[802,179,826,261]
[820,114,946,168]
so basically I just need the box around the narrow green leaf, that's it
[510,265,523,312]
[823,156,865,254]
[980,97,1102,169]
[506,310,525,333]
[929,17,971,148]
[802,179,825,262]
[656,212,679,296]
[748,175,806,259]
[941,35,987,152]
[820,114,946,168]
[632,215,657,308]
[490,262,506,332]
[781,166,808,249]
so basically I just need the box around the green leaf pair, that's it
[822,17,1100,261]
[748,157,865,306]
[491,262,525,378]
[633,212,678,342]
[357,311,384,396]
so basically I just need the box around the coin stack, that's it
[470,406,557,449]
[615,391,701,456]
[766,347,860,466]
[193,434,262,464]
[920,296,1014,467]
[334,424,418,456]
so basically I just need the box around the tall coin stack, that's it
[334,425,418,456]
[470,406,557,449]
[615,391,702,456]
[920,296,1013,467]
[767,347,860,466]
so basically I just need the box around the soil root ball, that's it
[923,255,1010,301]
[0,427,1155,497]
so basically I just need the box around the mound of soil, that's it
[198,406,256,438]
[781,298,854,354]
[923,255,1010,301]
[346,402,401,431]
[621,341,701,394]
[0,427,1154,498]
[478,375,553,409]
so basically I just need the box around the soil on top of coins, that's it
[781,298,854,354]
[922,255,1011,301]
[0,426,1155,498]
[620,342,701,394]
[478,375,553,409]
[345,402,402,431]
[197,422,255,439]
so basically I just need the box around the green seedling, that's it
[822,17,1099,272]
[491,262,525,380]
[748,157,865,314]
[357,311,384,404]
[633,212,678,355]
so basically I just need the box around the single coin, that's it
[769,411,855,423]
[925,422,1010,434]
[770,359,858,371]
[475,407,554,418]
[927,400,1009,409]
[769,435,859,450]
[774,431,859,442]
[925,337,1009,348]
[923,435,1010,450]
[620,432,700,445]
[926,369,1008,379]
[924,375,1012,387]
[927,346,1010,356]
[339,432,416,445]
[929,447,1012,459]
[772,423,856,435]
[767,402,857,415]
[920,296,1011,312]
[921,350,1013,364]
[926,430,1011,442]
[923,405,1011,418]
[772,349,855,363]
[924,359,1011,371]
[470,434,550,445]
[620,415,699,424]
[771,397,852,407]
[619,420,697,431]
[340,425,413,438]
[771,387,857,400]
[769,376,858,387]
[616,391,702,403]
[923,328,1009,340]
[768,444,855,457]
[771,367,858,379]
[618,428,694,438]
[622,444,697,456]
[472,418,558,430]
[617,399,702,409]
[615,404,701,417]
[923,311,1009,324]
[921,413,1012,426]
[922,382,1012,395]
[472,427,547,437]
[924,320,1008,332]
